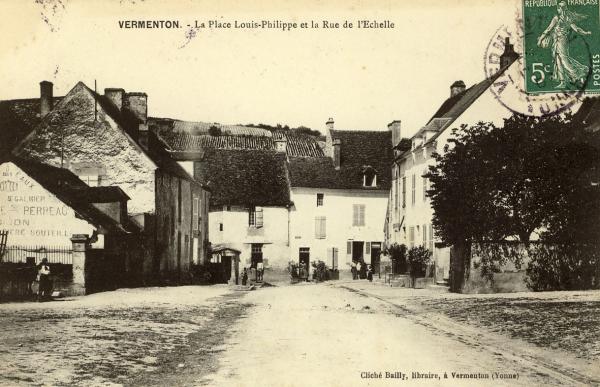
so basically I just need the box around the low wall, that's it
[462,242,530,294]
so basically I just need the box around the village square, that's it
[2,0,600,385]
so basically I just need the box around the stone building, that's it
[385,39,520,284]
[287,119,393,275]
[5,81,210,284]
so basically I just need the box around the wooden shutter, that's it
[366,242,371,255]
[360,205,365,226]
[256,207,263,228]
[352,205,358,226]
[333,248,338,270]
[346,241,352,262]
[423,224,427,247]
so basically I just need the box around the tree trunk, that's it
[450,241,471,293]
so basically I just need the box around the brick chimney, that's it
[326,117,334,131]
[275,138,288,153]
[333,138,341,170]
[123,92,148,124]
[40,81,53,117]
[388,120,401,148]
[500,37,519,69]
[450,80,466,97]
[104,88,125,110]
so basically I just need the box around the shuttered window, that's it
[429,224,434,252]
[409,226,415,248]
[192,197,199,230]
[402,176,406,208]
[249,206,264,228]
[411,174,416,205]
[366,242,371,255]
[352,204,365,227]
[423,174,428,201]
[315,216,326,239]
[422,223,427,247]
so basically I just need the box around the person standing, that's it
[356,261,362,280]
[241,267,248,286]
[257,261,264,282]
[351,261,357,280]
[37,258,51,302]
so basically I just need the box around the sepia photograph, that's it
[0,0,599,385]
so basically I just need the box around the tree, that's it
[426,113,600,291]
[427,113,599,245]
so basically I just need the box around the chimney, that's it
[333,138,341,170]
[326,117,334,131]
[104,88,125,110]
[388,120,401,148]
[274,138,288,153]
[450,80,466,97]
[500,37,519,69]
[40,81,53,117]
[123,92,148,124]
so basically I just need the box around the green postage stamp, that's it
[523,0,600,93]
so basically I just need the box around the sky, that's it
[0,0,520,138]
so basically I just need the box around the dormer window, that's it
[362,166,377,187]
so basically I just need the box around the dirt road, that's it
[199,283,598,387]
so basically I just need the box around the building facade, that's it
[288,120,393,275]
[386,39,520,283]
[8,81,210,284]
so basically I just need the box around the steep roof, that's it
[10,82,202,188]
[288,130,393,190]
[0,97,62,162]
[10,157,129,234]
[194,148,291,207]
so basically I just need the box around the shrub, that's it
[288,261,299,279]
[311,260,328,282]
[407,246,431,280]
[386,243,407,274]
[525,243,600,291]
[208,125,222,136]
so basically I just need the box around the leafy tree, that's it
[426,113,600,291]
[426,113,599,245]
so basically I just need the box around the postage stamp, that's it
[522,0,600,94]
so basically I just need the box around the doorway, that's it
[352,241,364,262]
[250,244,263,268]
[298,247,310,280]
[370,242,382,277]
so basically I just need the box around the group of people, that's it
[241,261,265,286]
[350,260,373,282]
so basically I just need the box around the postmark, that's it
[523,0,600,94]
[484,17,588,117]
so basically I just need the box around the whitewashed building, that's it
[288,119,393,275]
[386,38,520,283]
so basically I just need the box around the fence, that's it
[1,245,73,265]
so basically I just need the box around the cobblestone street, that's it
[0,282,599,386]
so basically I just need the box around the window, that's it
[219,223,223,232]
[423,174,428,201]
[249,206,264,228]
[429,224,434,252]
[193,197,199,230]
[177,179,182,224]
[402,176,406,208]
[315,216,326,239]
[411,174,416,205]
[328,247,339,270]
[409,226,415,249]
[366,242,371,255]
[363,167,377,187]
[352,204,365,227]
[317,193,324,207]
[395,177,399,210]
[422,223,427,247]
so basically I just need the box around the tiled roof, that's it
[0,97,62,161]
[195,148,291,207]
[10,157,129,234]
[68,186,130,203]
[156,125,325,158]
[170,120,272,137]
[289,130,393,190]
